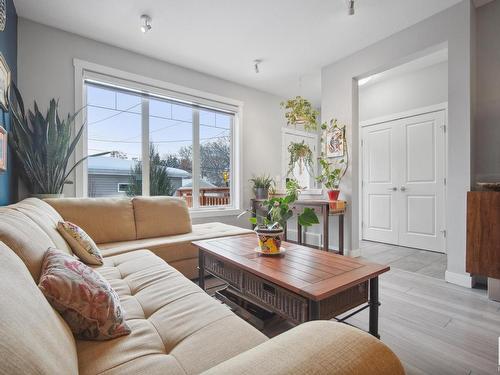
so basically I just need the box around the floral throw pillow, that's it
[57,221,103,265]
[38,248,131,341]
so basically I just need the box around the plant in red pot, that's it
[316,157,347,201]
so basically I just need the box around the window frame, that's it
[74,59,243,218]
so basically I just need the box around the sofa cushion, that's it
[12,198,73,253]
[39,248,131,341]
[0,207,70,281]
[76,250,267,375]
[58,221,103,265]
[98,222,253,267]
[132,196,192,239]
[46,197,137,243]
[0,242,79,375]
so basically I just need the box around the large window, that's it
[84,80,236,211]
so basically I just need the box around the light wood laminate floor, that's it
[204,242,499,375]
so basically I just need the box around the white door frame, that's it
[359,102,448,253]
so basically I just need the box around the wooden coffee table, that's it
[193,234,389,338]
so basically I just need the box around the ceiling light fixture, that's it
[347,0,355,15]
[254,59,261,74]
[140,15,152,33]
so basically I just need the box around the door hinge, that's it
[440,229,447,238]
[361,221,364,228]
[440,124,447,133]
[361,139,364,147]
[444,177,447,186]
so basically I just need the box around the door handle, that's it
[387,187,397,191]
[400,186,406,192]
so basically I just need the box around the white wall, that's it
[17,18,286,227]
[475,0,500,184]
[321,0,474,285]
[359,61,448,121]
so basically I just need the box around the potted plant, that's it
[288,141,314,177]
[8,83,108,198]
[249,175,274,200]
[281,96,319,132]
[240,179,319,254]
[316,157,346,201]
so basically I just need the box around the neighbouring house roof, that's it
[181,178,216,188]
[88,156,191,178]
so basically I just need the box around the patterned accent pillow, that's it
[57,221,103,265]
[38,248,131,341]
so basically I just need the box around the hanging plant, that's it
[287,141,314,177]
[280,96,319,132]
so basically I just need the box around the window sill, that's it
[189,207,241,219]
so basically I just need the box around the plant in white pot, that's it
[249,175,274,200]
[8,83,108,198]
[240,179,319,254]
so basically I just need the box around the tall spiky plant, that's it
[8,83,108,194]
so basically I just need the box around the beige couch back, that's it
[0,198,72,281]
[47,196,192,244]
[0,241,79,375]
[46,197,137,243]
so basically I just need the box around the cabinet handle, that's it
[400,186,407,192]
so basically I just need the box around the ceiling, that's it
[14,0,463,105]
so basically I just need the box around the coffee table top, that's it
[193,234,389,301]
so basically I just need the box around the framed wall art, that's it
[326,124,345,158]
[0,125,6,172]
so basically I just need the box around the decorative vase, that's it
[254,187,269,200]
[327,189,340,201]
[255,228,284,254]
[31,193,64,200]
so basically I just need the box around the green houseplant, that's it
[281,96,319,132]
[240,179,319,254]
[249,175,274,200]
[287,141,314,177]
[8,83,108,196]
[316,120,349,201]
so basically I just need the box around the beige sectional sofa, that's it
[0,197,404,375]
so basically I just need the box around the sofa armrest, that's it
[201,321,405,375]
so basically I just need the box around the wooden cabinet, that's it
[466,192,500,278]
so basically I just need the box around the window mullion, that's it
[192,109,200,209]
[141,97,150,196]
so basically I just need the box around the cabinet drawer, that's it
[243,272,308,323]
[204,254,243,289]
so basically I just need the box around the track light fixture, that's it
[347,0,355,15]
[140,15,152,33]
[254,59,261,74]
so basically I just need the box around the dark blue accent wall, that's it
[0,0,16,206]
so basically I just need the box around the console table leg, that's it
[339,214,344,255]
[198,249,205,290]
[297,222,302,245]
[323,203,329,251]
[369,276,380,338]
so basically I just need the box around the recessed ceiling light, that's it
[140,15,152,33]
[254,59,261,74]
[347,0,355,15]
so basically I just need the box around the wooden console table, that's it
[250,199,346,255]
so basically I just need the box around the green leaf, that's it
[298,207,320,227]
[249,217,257,225]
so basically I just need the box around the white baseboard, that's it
[445,270,473,288]
[287,228,358,257]
[349,248,361,258]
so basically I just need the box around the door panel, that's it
[362,110,445,253]
[362,125,399,244]
[398,111,445,252]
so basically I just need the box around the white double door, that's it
[362,110,446,253]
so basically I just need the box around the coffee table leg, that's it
[369,276,380,338]
[198,249,205,290]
